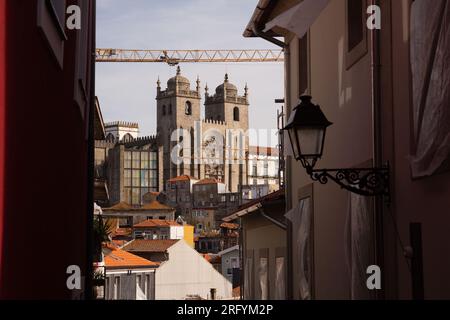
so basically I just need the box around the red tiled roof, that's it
[133,219,180,228]
[111,239,128,248]
[104,245,158,268]
[168,175,196,182]
[103,201,174,212]
[123,239,179,253]
[248,146,279,157]
[111,228,132,237]
[103,201,133,211]
[141,200,174,211]
[195,178,218,185]
[220,222,239,230]
[201,254,221,264]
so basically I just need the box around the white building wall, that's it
[169,226,184,240]
[155,240,232,300]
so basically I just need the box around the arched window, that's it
[233,107,240,121]
[106,133,115,143]
[162,105,166,115]
[169,104,172,115]
[185,101,192,115]
[122,133,133,143]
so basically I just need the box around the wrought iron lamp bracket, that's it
[304,162,391,204]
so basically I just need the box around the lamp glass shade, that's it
[296,126,325,158]
[283,95,332,165]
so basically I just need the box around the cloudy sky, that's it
[96,0,284,147]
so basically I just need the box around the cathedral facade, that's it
[156,67,249,193]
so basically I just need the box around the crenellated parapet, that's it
[202,118,227,126]
[105,121,139,129]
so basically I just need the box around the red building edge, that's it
[0,1,96,299]
[0,0,6,292]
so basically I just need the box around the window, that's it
[409,0,450,177]
[244,252,254,299]
[263,162,269,177]
[105,277,110,299]
[185,101,192,115]
[113,277,120,300]
[258,249,269,300]
[136,275,146,300]
[346,0,367,68]
[347,192,375,299]
[162,105,166,115]
[145,275,150,300]
[348,0,364,51]
[124,151,132,168]
[275,257,286,300]
[106,133,115,143]
[37,0,68,68]
[168,104,172,115]
[252,163,257,176]
[124,169,131,187]
[299,33,309,95]
[233,107,240,121]
[123,133,134,143]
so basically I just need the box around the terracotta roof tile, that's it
[103,201,133,211]
[248,146,279,157]
[168,175,196,182]
[111,227,132,237]
[195,178,219,185]
[133,219,180,228]
[141,200,174,211]
[123,239,179,253]
[104,246,157,268]
[103,201,174,212]
[220,222,239,230]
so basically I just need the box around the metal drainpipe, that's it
[251,24,293,300]
[371,0,385,301]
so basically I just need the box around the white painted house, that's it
[154,240,233,300]
[133,219,184,240]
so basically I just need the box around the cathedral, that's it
[156,66,249,193]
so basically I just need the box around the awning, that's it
[264,0,330,39]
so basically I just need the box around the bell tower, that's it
[156,67,201,186]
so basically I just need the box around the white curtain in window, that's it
[410,0,450,177]
[136,275,146,300]
[285,198,312,300]
[244,257,253,299]
[344,193,375,300]
[275,257,286,300]
[259,258,269,300]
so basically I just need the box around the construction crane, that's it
[96,49,284,65]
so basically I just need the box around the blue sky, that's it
[96,0,284,147]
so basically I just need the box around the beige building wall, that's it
[284,0,373,299]
[243,214,287,300]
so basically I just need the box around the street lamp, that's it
[283,95,390,201]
